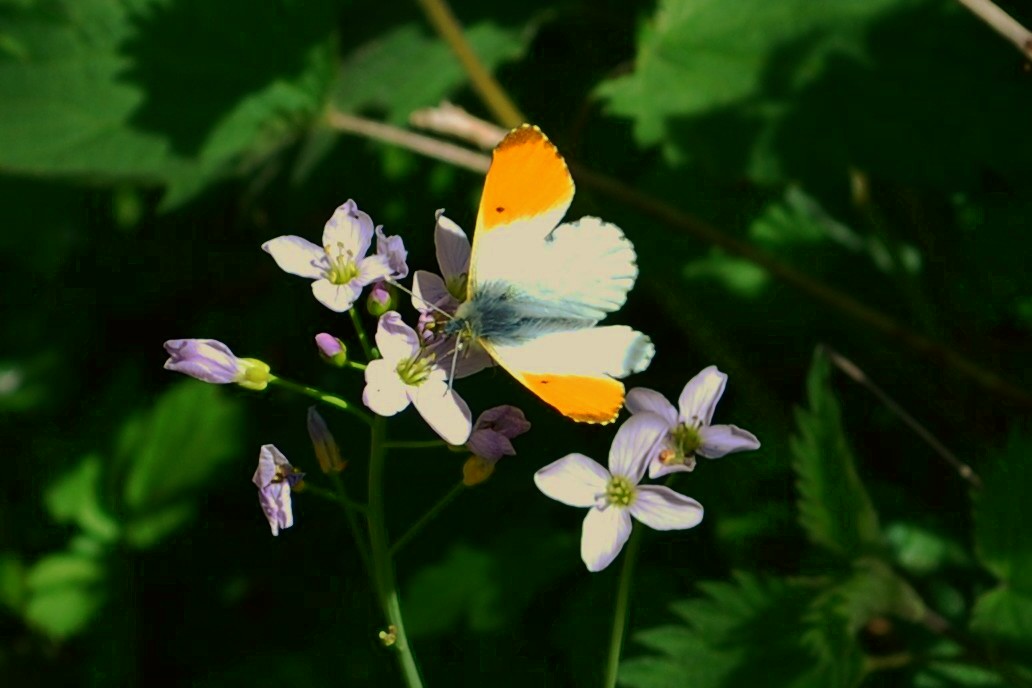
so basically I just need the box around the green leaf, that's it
[332,22,529,125]
[620,573,844,688]
[974,433,1032,592]
[970,588,1032,656]
[599,0,1032,187]
[790,354,882,557]
[44,454,120,543]
[118,381,242,545]
[23,550,106,639]
[885,521,970,577]
[0,0,337,207]
[0,552,25,614]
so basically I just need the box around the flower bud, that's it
[462,455,496,487]
[306,407,345,473]
[164,339,270,390]
[367,283,393,317]
[314,333,348,367]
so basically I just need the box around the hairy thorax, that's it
[444,281,594,345]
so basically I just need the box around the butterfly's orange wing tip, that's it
[521,373,624,424]
[479,123,574,233]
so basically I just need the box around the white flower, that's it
[362,311,472,444]
[626,365,760,479]
[262,200,399,312]
[410,210,492,379]
[534,414,704,572]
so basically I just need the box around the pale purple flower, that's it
[163,339,270,390]
[626,366,760,479]
[410,210,492,378]
[466,405,531,461]
[376,226,409,280]
[362,311,472,444]
[252,445,303,536]
[535,414,704,572]
[262,200,400,312]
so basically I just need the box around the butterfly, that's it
[443,124,654,424]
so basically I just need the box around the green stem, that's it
[367,417,423,687]
[603,527,643,688]
[329,473,374,582]
[385,439,450,450]
[390,481,466,556]
[298,482,368,513]
[350,308,377,361]
[269,376,373,425]
[347,360,367,371]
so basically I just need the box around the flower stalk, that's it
[603,527,643,688]
[268,376,373,425]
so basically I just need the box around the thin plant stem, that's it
[328,473,375,581]
[955,0,1032,60]
[604,527,643,688]
[367,417,423,687]
[385,439,450,450]
[820,345,983,489]
[298,482,368,513]
[390,481,466,556]
[269,375,373,425]
[412,0,525,128]
[347,360,367,371]
[349,307,377,361]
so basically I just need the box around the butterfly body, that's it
[459,124,654,424]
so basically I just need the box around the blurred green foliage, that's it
[2,0,1032,685]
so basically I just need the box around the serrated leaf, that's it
[790,355,881,557]
[44,454,120,543]
[620,573,840,688]
[0,0,337,207]
[333,22,529,125]
[599,0,1032,187]
[118,381,242,545]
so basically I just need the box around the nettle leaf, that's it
[0,0,337,207]
[23,550,106,639]
[971,433,1032,656]
[118,381,243,546]
[333,21,529,124]
[599,0,1032,187]
[620,573,835,688]
[790,355,882,557]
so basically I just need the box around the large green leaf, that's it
[971,434,1032,656]
[0,0,337,207]
[790,355,882,558]
[599,0,1032,187]
[118,381,243,542]
[23,550,106,639]
[333,21,529,125]
[619,573,847,688]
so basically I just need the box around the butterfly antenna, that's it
[386,278,456,320]
[446,338,462,395]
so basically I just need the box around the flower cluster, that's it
[535,366,759,571]
[161,199,760,572]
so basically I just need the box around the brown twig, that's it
[820,345,983,489]
[410,102,506,150]
[955,0,1032,61]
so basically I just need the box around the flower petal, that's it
[374,311,420,363]
[625,387,678,427]
[678,366,728,427]
[312,279,362,312]
[355,254,393,286]
[698,424,761,458]
[434,210,471,281]
[630,486,704,531]
[608,412,670,484]
[534,454,609,508]
[466,404,530,461]
[362,359,411,416]
[412,270,453,313]
[163,338,243,384]
[410,376,472,444]
[647,446,695,480]
[376,226,409,279]
[261,236,328,279]
[322,199,375,259]
[581,507,633,572]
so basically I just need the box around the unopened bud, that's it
[307,407,345,474]
[367,283,393,317]
[314,333,349,367]
[462,455,496,487]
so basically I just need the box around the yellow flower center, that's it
[326,242,361,285]
[605,476,636,508]
[395,352,436,386]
